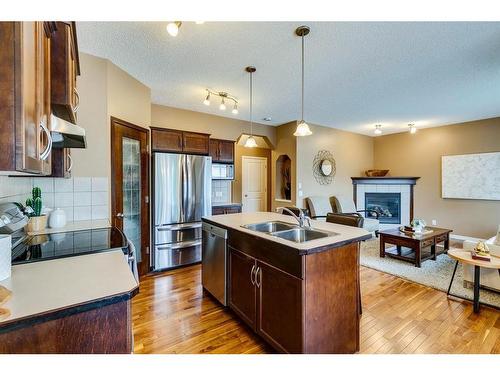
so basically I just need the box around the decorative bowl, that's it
[365,169,389,177]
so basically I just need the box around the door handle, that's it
[116,212,124,218]
[255,267,261,288]
[73,88,80,112]
[39,115,52,161]
[67,153,73,172]
[250,264,256,285]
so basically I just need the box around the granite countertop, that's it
[212,202,242,207]
[26,219,111,236]
[0,250,138,331]
[202,212,371,255]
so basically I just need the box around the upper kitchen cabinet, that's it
[50,22,80,124]
[151,127,209,155]
[0,22,54,175]
[209,139,234,163]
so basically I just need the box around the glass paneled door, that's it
[111,117,150,277]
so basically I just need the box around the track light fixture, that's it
[202,89,238,115]
[409,123,417,134]
[166,21,182,37]
[374,124,382,135]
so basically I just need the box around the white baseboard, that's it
[450,234,484,242]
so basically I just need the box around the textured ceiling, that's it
[76,22,500,135]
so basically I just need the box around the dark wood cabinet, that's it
[257,261,303,353]
[182,131,210,154]
[49,148,72,178]
[0,22,53,175]
[151,128,183,152]
[228,246,304,353]
[223,226,360,354]
[228,247,257,329]
[50,21,80,124]
[211,205,242,215]
[151,127,209,154]
[209,139,234,163]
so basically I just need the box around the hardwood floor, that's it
[132,264,500,354]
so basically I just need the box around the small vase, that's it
[25,215,48,233]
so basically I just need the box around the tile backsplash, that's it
[0,176,109,222]
[212,180,232,204]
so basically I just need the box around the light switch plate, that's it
[432,219,437,225]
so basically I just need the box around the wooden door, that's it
[182,131,209,154]
[111,117,150,277]
[19,22,52,174]
[242,156,267,212]
[217,140,234,163]
[209,139,219,161]
[256,261,303,353]
[228,247,257,329]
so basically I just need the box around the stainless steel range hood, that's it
[50,114,87,149]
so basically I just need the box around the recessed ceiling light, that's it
[263,117,272,122]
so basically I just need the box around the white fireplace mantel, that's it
[351,177,420,230]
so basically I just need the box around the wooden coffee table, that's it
[379,227,453,267]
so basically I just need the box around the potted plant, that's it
[411,218,427,234]
[25,187,47,232]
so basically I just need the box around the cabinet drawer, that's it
[154,242,201,270]
[436,234,448,243]
[421,238,435,248]
[155,223,201,244]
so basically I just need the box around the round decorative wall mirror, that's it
[313,150,336,185]
[320,160,333,176]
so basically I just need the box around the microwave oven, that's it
[212,164,234,180]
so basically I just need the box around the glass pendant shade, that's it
[167,22,181,37]
[244,135,258,148]
[293,120,313,136]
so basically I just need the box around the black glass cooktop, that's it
[11,227,127,265]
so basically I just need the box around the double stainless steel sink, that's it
[241,221,339,243]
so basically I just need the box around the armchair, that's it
[330,195,380,237]
[305,196,332,221]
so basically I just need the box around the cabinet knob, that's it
[116,213,124,218]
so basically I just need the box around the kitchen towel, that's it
[0,235,11,281]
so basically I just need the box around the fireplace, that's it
[365,192,401,224]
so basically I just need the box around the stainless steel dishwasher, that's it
[201,222,228,306]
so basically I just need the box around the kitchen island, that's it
[202,212,371,354]
[0,250,138,353]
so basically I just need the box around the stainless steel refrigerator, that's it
[153,153,212,271]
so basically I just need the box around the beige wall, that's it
[73,53,151,179]
[72,53,108,177]
[271,122,298,211]
[374,117,500,238]
[107,62,151,130]
[296,123,374,209]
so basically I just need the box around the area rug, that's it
[360,239,500,308]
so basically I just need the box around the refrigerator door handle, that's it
[156,240,201,251]
[156,223,202,231]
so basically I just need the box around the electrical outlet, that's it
[432,219,437,226]
[298,182,302,189]
[298,190,303,197]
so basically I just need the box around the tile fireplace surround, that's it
[351,177,420,230]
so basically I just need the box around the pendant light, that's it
[294,26,312,137]
[244,66,258,148]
